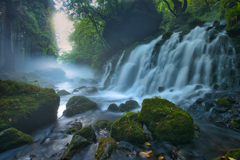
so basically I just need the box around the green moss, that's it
[73,126,96,142]
[95,137,117,160]
[110,112,147,144]
[162,31,173,40]
[139,97,194,145]
[107,121,114,131]
[71,122,82,130]
[0,128,33,153]
[95,120,109,129]
[230,119,240,128]
[64,96,99,116]
[212,148,240,160]
[108,104,119,111]
[66,127,78,134]
[0,80,60,133]
[119,100,140,112]
[217,97,230,107]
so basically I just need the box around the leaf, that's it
[9,118,11,122]
[158,156,164,160]
[145,142,151,146]
[229,158,236,160]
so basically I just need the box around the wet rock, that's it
[173,150,189,160]
[64,96,98,116]
[95,137,117,160]
[220,82,228,90]
[0,128,33,153]
[106,121,114,131]
[158,86,165,92]
[73,126,97,143]
[194,84,203,90]
[213,84,219,90]
[216,97,230,108]
[72,86,98,94]
[193,123,201,138]
[213,21,220,27]
[196,98,204,104]
[89,79,98,84]
[95,120,109,129]
[110,112,148,144]
[66,127,78,134]
[57,90,71,96]
[139,97,194,145]
[230,119,240,129]
[61,135,91,160]
[212,148,240,160]
[108,103,119,112]
[119,100,140,112]
[71,122,82,130]
[78,78,88,83]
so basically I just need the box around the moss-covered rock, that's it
[66,127,78,134]
[162,31,173,40]
[212,148,240,160]
[0,80,60,133]
[64,96,98,116]
[95,137,118,160]
[0,128,33,153]
[57,90,71,96]
[108,103,119,111]
[71,122,82,130]
[230,119,240,129]
[73,126,96,143]
[217,97,230,107]
[193,122,201,138]
[107,121,114,131]
[61,135,91,160]
[110,112,147,144]
[119,100,140,112]
[139,97,194,145]
[96,120,109,129]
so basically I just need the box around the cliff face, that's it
[102,0,163,51]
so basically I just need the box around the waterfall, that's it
[101,59,112,86]
[102,25,237,106]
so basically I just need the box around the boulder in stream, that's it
[95,120,109,129]
[110,112,148,144]
[95,137,117,160]
[72,86,98,94]
[119,100,140,112]
[0,128,33,153]
[139,97,194,145]
[57,90,71,96]
[0,80,60,133]
[107,103,119,112]
[64,96,99,116]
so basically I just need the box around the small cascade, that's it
[101,59,113,86]
[103,25,237,99]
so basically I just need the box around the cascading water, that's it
[102,24,237,106]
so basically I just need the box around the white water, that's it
[102,25,236,107]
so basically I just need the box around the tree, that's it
[162,0,188,18]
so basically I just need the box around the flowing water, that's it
[1,24,240,160]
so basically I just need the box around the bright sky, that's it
[53,1,74,55]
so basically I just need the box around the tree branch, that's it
[163,0,178,18]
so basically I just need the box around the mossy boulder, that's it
[72,86,98,94]
[57,90,71,96]
[66,127,78,134]
[0,80,60,133]
[139,97,194,145]
[230,119,240,129]
[64,96,98,116]
[95,137,118,160]
[119,100,140,112]
[0,128,33,153]
[108,103,119,111]
[96,120,109,129]
[110,112,147,144]
[217,97,230,107]
[61,135,91,160]
[193,122,201,138]
[73,126,96,143]
[212,148,240,160]
[87,87,98,94]
[71,122,82,130]
[107,121,114,131]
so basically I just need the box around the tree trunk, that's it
[1,0,15,71]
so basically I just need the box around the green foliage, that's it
[73,126,96,142]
